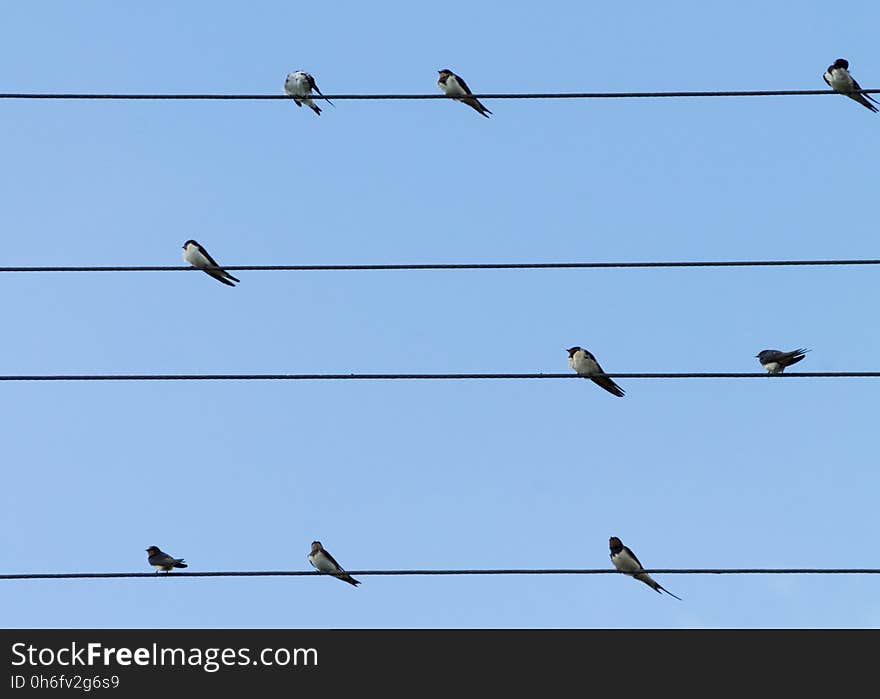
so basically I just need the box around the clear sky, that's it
[1,1,878,629]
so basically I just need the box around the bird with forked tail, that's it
[146,546,188,573]
[823,58,879,113]
[308,541,361,587]
[756,348,810,375]
[567,346,625,397]
[609,536,681,600]
[437,68,492,117]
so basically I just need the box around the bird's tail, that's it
[339,573,361,587]
[465,98,492,117]
[848,93,879,112]
[637,572,681,600]
[656,582,682,601]
[858,91,880,110]
[786,348,810,365]
[590,375,626,398]
[174,559,188,569]
[309,103,322,116]
[312,86,335,108]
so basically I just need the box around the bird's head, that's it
[146,546,160,555]
[182,240,197,250]
[832,58,850,70]
[310,541,322,553]
[566,346,582,357]
[608,536,623,552]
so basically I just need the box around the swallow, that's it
[755,348,810,375]
[308,541,361,587]
[182,239,240,287]
[284,71,333,116]
[609,536,681,600]
[566,346,625,397]
[437,69,492,117]
[823,58,879,113]
[146,546,188,573]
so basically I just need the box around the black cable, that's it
[0,372,874,382]
[0,89,877,100]
[1,258,880,273]
[1,568,877,580]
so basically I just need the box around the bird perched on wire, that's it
[755,348,810,375]
[823,58,879,113]
[609,536,681,600]
[437,68,492,117]
[308,541,361,587]
[182,240,240,287]
[566,346,625,397]
[146,546,188,573]
[284,70,333,115]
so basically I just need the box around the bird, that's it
[437,69,492,117]
[755,348,810,375]
[146,546,188,573]
[284,71,333,116]
[609,536,681,600]
[181,239,240,287]
[566,346,625,397]
[308,541,361,587]
[823,58,879,113]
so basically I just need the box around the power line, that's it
[2,258,880,273]
[0,89,877,101]
[1,568,877,581]
[0,372,875,382]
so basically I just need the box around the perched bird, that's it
[755,348,810,375]
[146,546,188,573]
[284,70,333,116]
[437,68,492,117]
[609,536,681,600]
[308,541,361,587]
[182,239,240,287]
[566,346,625,397]
[823,58,879,113]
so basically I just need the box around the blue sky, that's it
[1,1,879,628]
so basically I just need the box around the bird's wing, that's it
[303,74,333,106]
[624,546,645,570]
[454,74,474,95]
[197,246,222,268]
[322,549,345,573]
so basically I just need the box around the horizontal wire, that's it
[0,89,877,101]
[1,568,877,580]
[2,258,880,273]
[0,372,875,382]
